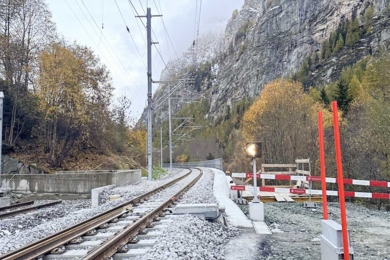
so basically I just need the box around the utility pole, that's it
[160,127,162,168]
[137,8,161,181]
[168,83,173,173]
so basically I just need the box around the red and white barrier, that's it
[259,174,390,188]
[229,185,390,199]
[260,187,390,199]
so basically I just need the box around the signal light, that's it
[245,142,262,158]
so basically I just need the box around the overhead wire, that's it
[113,0,146,68]
[153,0,179,60]
[66,0,145,110]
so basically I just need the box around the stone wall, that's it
[1,155,45,175]
[0,170,141,196]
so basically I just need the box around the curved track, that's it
[0,169,202,260]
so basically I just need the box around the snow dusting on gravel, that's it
[0,169,189,255]
[140,215,241,260]
[179,168,217,204]
[139,168,241,260]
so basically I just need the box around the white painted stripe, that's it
[325,177,337,183]
[326,190,338,196]
[308,189,322,195]
[261,174,276,179]
[232,173,246,178]
[354,192,372,198]
[274,188,291,193]
[290,176,306,181]
[352,180,370,186]
[388,182,390,188]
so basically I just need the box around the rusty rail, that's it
[0,200,62,220]
[83,169,203,259]
[0,170,193,260]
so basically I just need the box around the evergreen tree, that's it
[320,88,330,105]
[335,79,353,115]
[346,18,360,45]
[333,34,345,52]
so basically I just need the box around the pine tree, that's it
[320,88,330,105]
[333,34,345,52]
[335,79,353,115]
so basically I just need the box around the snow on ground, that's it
[179,168,217,204]
[139,168,241,260]
[212,168,252,228]
[140,215,240,260]
[0,169,189,255]
[226,200,390,260]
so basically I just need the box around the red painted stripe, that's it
[246,173,260,178]
[372,193,390,199]
[289,188,306,195]
[344,191,355,197]
[230,186,246,191]
[260,187,275,192]
[275,175,291,180]
[306,176,321,182]
[370,181,388,187]
[343,179,353,185]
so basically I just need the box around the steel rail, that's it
[0,200,62,220]
[83,169,203,260]
[0,201,34,211]
[0,170,192,260]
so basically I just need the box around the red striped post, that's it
[332,101,350,260]
[318,111,328,220]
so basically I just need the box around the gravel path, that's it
[234,202,390,260]
[139,168,241,260]
[0,169,189,255]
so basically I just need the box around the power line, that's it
[80,0,141,73]
[128,1,166,69]
[65,0,145,109]
[113,0,146,68]
[153,0,179,60]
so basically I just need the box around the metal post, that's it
[168,83,173,173]
[318,111,329,219]
[160,127,162,168]
[332,101,350,260]
[146,8,153,181]
[0,92,3,188]
[252,158,259,203]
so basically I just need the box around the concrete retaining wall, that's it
[1,170,141,195]
[163,158,223,170]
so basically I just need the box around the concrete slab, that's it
[0,197,11,207]
[65,240,103,250]
[114,248,149,260]
[253,221,272,235]
[138,231,163,238]
[173,204,219,219]
[211,169,252,228]
[249,202,264,221]
[127,239,156,249]
[83,231,116,240]
[44,249,89,259]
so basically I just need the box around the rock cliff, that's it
[144,0,390,124]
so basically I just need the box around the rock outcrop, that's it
[143,0,390,123]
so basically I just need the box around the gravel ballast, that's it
[139,168,241,260]
[0,169,189,255]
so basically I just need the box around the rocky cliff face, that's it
[144,0,390,124]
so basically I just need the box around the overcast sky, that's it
[46,0,244,119]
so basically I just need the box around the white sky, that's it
[46,0,244,119]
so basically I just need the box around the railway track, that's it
[0,200,62,220]
[0,169,202,260]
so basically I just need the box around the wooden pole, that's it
[318,111,328,219]
[332,101,350,260]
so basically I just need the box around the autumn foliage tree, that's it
[37,43,113,167]
[241,79,330,164]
